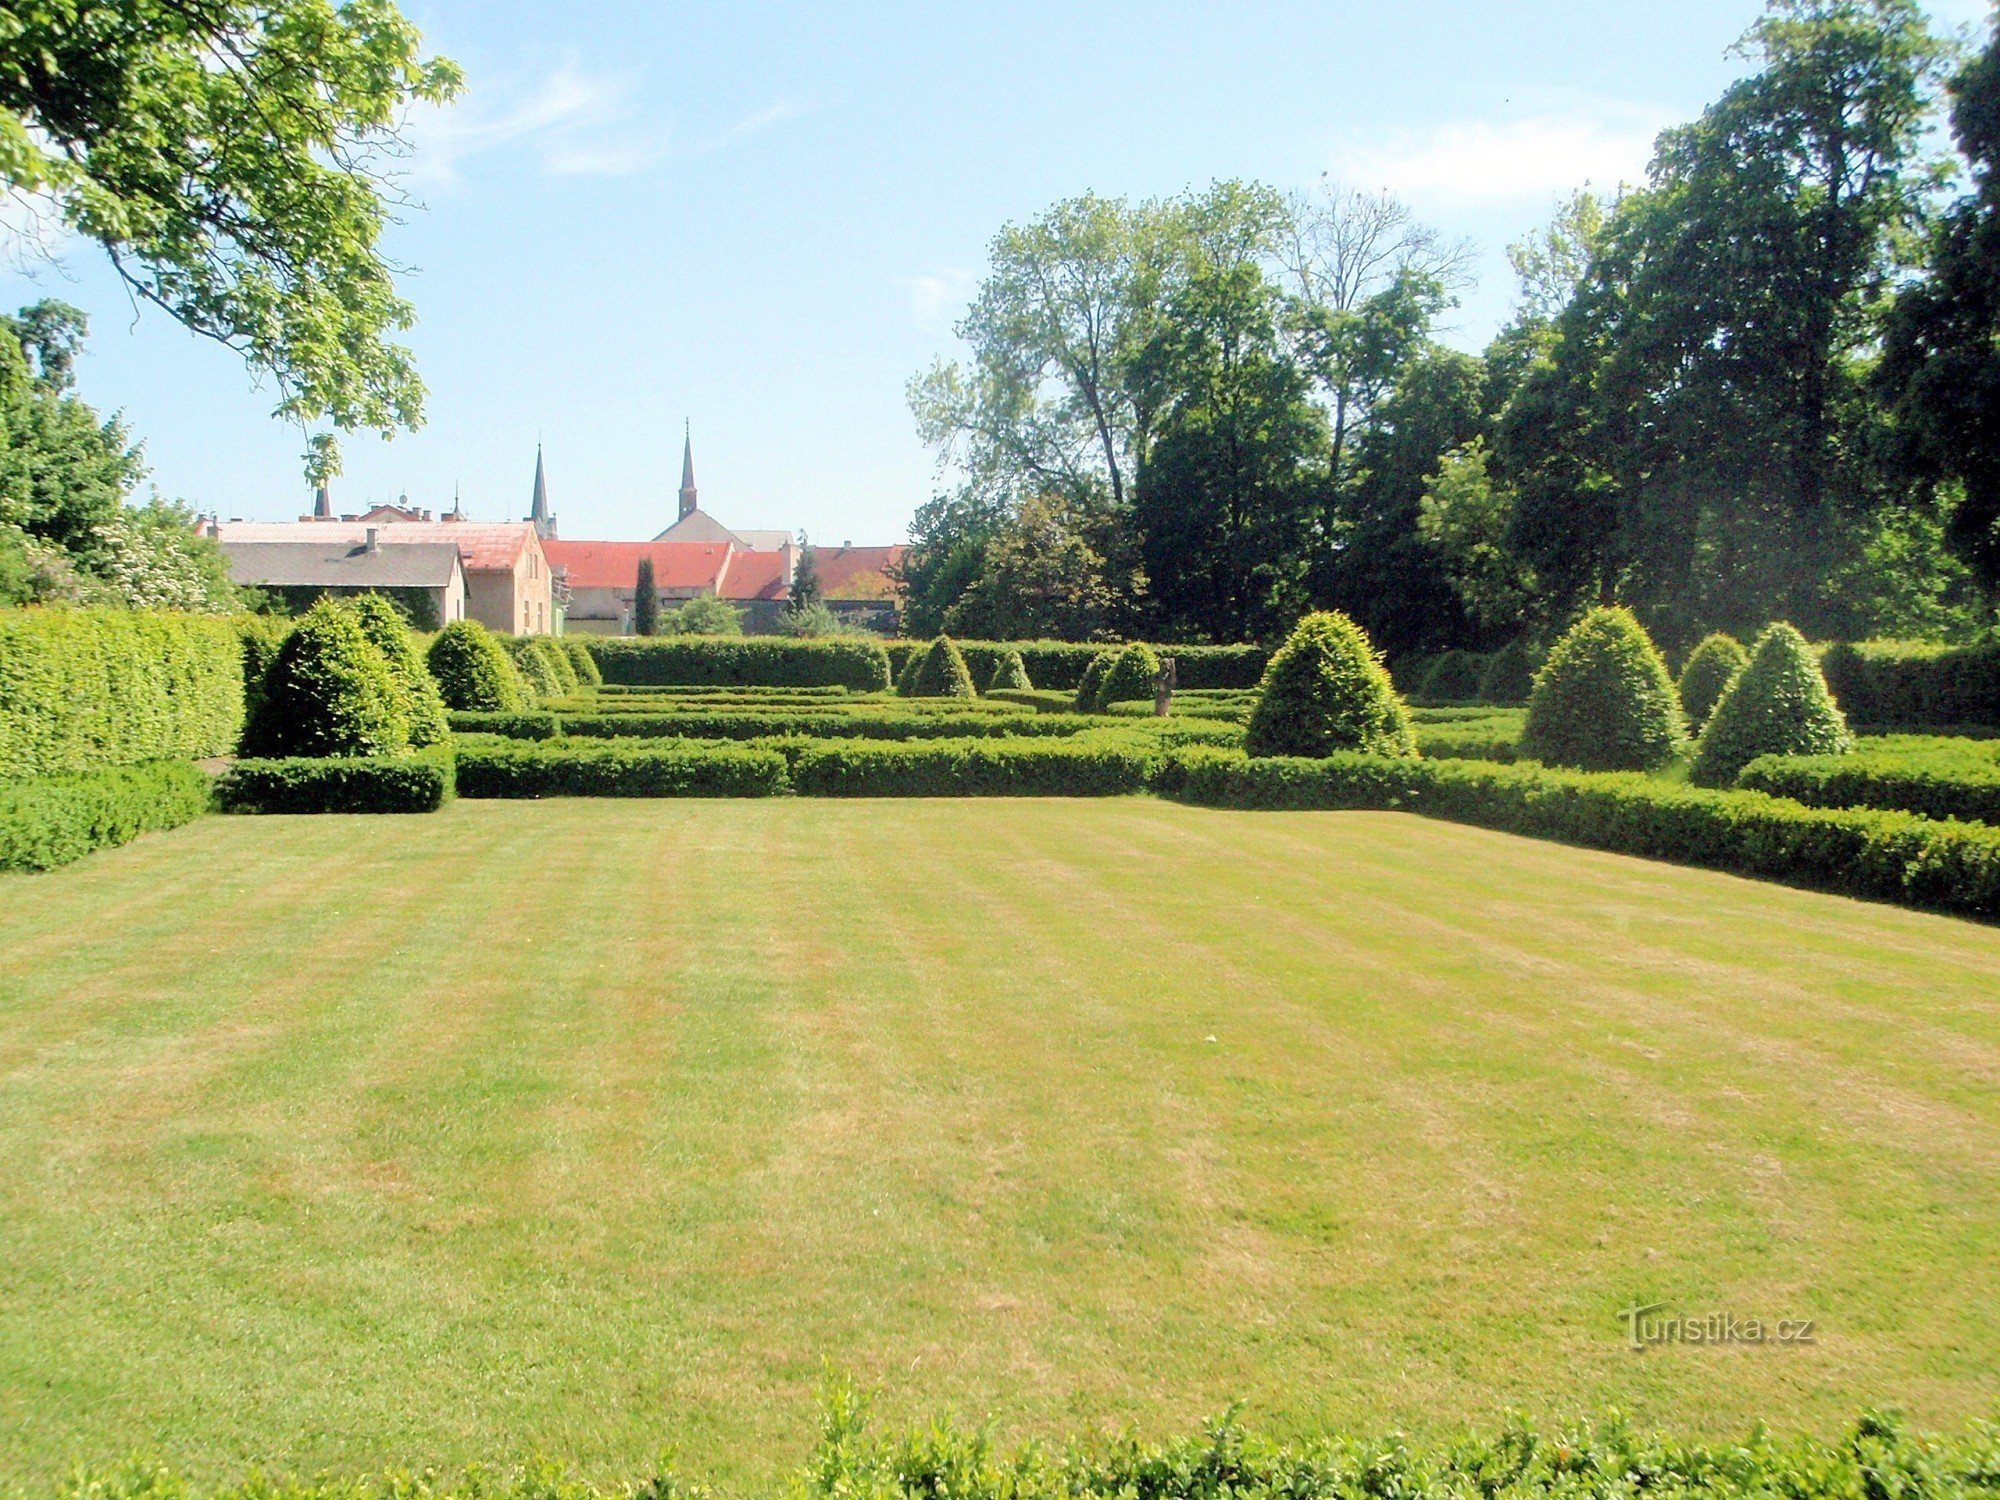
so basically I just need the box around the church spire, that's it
[678,423,698,520]
[528,444,556,539]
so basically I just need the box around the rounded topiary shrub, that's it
[1520,607,1686,771]
[1676,632,1749,729]
[1418,649,1486,703]
[505,636,565,700]
[242,599,409,758]
[1094,642,1162,709]
[908,635,977,698]
[1689,622,1852,788]
[528,634,580,695]
[1073,651,1115,711]
[1476,635,1542,706]
[986,649,1033,693]
[351,593,451,748]
[1244,611,1416,759]
[427,620,528,712]
[561,637,603,687]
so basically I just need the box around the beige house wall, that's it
[464,533,555,635]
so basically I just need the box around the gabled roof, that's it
[815,545,906,599]
[542,539,731,591]
[214,521,539,574]
[717,549,790,601]
[653,509,743,545]
[221,539,464,590]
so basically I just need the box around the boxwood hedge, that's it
[0,760,213,871]
[1821,638,2000,727]
[789,736,1156,796]
[588,636,892,691]
[885,639,1268,691]
[1738,749,2000,824]
[454,738,789,798]
[216,754,455,814]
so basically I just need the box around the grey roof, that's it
[732,529,793,552]
[222,539,465,590]
[652,509,742,545]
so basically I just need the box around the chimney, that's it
[365,527,380,553]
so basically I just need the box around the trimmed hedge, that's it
[505,634,567,699]
[216,754,455,814]
[1073,651,1115,711]
[1521,607,1686,771]
[1417,648,1488,703]
[1476,636,1541,706]
[909,635,978,698]
[1821,638,2000,727]
[1690,623,1850,788]
[1245,611,1414,759]
[886,639,1269,691]
[0,608,246,778]
[454,738,788,798]
[560,636,603,687]
[1165,748,2000,920]
[789,736,1155,796]
[0,760,212,871]
[427,620,528,712]
[447,710,563,740]
[1095,641,1161,708]
[352,594,451,748]
[1677,632,1749,728]
[986,648,1033,692]
[240,599,411,759]
[1739,750,2000,824]
[588,636,892,691]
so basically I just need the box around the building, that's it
[219,531,467,629]
[218,519,556,635]
[651,429,794,557]
[543,539,797,633]
[526,445,557,540]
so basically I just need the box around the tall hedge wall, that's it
[1821,640,2000,727]
[587,636,892,691]
[883,640,1269,691]
[0,608,246,779]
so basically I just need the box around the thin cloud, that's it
[695,100,811,154]
[1333,108,1670,205]
[901,269,976,333]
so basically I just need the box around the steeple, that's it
[312,478,333,520]
[527,444,556,539]
[678,423,698,520]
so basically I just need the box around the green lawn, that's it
[3,799,1998,1489]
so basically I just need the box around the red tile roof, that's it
[543,539,731,591]
[717,549,791,601]
[815,545,905,599]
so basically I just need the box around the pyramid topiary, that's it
[1520,607,1686,771]
[1244,611,1416,759]
[505,635,565,700]
[1476,635,1542,706]
[351,593,451,748]
[986,648,1033,693]
[1418,649,1486,703]
[427,620,528,712]
[1073,651,1115,711]
[242,599,409,758]
[561,636,603,687]
[908,635,977,698]
[1689,622,1851,787]
[894,648,922,696]
[1094,642,1161,709]
[1676,632,1749,729]
[527,634,579,694]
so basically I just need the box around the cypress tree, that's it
[787,534,821,615]
[633,557,661,636]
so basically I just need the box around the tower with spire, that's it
[311,478,333,520]
[527,444,557,539]
[678,424,698,521]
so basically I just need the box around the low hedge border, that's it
[454,738,789,798]
[0,761,212,871]
[1822,639,2000,727]
[586,636,892,691]
[216,754,456,814]
[884,640,1270,691]
[789,735,1157,797]
[1738,751,2000,825]
[1162,748,2000,921]
[448,711,563,740]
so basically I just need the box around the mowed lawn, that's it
[3,800,1999,1489]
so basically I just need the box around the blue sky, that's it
[3,0,1989,545]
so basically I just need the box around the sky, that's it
[3,0,1991,546]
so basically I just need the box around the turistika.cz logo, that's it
[1617,1303,1816,1350]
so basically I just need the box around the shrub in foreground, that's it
[242,600,409,758]
[1245,611,1415,759]
[1677,632,1749,729]
[0,761,212,871]
[1520,607,1685,772]
[1691,622,1851,789]
[427,621,529,712]
[986,648,1033,693]
[217,755,454,814]
[351,594,452,747]
[1094,641,1162,709]
[908,636,978,698]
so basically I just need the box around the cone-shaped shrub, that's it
[351,594,451,748]
[561,637,603,687]
[427,620,527,712]
[242,599,409,758]
[1095,642,1162,709]
[1677,632,1749,729]
[1244,611,1416,759]
[1476,635,1542,705]
[909,635,977,698]
[1689,622,1851,787]
[1419,649,1486,703]
[1073,651,1115,711]
[1520,607,1686,771]
[505,636,565,700]
[986,649,1033,693]
[528,634,580,694]
[894,649,922,696]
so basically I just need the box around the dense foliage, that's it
[0,760,211,870]
[426,621,528,712]
[986,648,1033,692]
[1093,641,1161,708]
[560,637,603,687]
[217,754,454,814]
[1520,608,1686,772]
[906,636,978,698]
[1690,623,1852,787]
[351,594,450,748]
[887,639,1269,691]
[588,636,892,691]
[1820,639,2000,726]
[505,634,567,700]
[1740,744,2000,823]
[790,736,1156,796]
[241,599,409,758]
[1476,635,1541,705]
[1677,634,1750,728]
[1073,651,1114,711]
[453,738,789,798]
[1244,611,1415,759]
[0,606,244,777]
[633,558,662,636]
